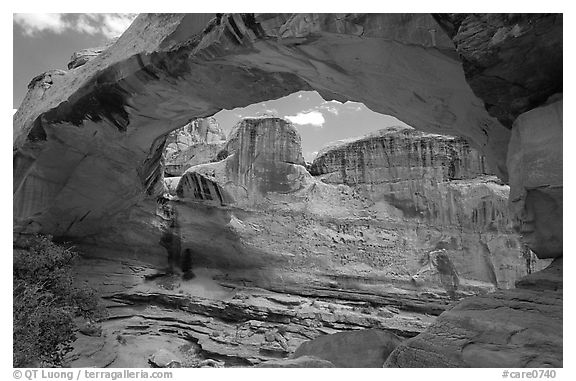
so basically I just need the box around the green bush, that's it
[13,235,105,367]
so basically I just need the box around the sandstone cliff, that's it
[177,117,308,205]
[308,126,539,290]
[311,126,494,228]
[169,119,537,294]
[163,117,226,177]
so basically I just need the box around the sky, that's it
[13,13,408,161]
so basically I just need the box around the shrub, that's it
[13,235,105,367]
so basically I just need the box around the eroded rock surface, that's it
[309,127,539,290]
[64,257,433,367]
[292,328,402,368]
[507,97,563,258]
[164,117,226,177]
[434,14,562,128]
[177,117,307,205]
[67,38,118,70]
[385,259,563,367]
[13,13,513,241]
[256,356,335,368]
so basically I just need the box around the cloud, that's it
[14,13,138,38]
[285,111,325,127]
[99,14,137,38]
[14,14,70,35]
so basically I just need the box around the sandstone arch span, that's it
[13,13,561,257]
[13,13,563,368]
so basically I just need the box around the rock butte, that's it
[13,13,562,367]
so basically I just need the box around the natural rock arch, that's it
[13,13,563,369]
[13,14,561,259]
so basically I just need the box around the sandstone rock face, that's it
[312,126,488,183]
[507,97,562,259]
[380,15,562,370]
[67,38,118,70]
[293,328,403,368]
[177,117,308,205]
[434,14,562,128]
[310,127,535,290]
[385,258,562,368]
[311,127,491,227]
[13,13,515,241]
[163,117,226,177]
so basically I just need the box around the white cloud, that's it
[100,14,137,38]
[14,13,137,38]
[14,14,70,36]
[285,111,325,127]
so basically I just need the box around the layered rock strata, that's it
[163,117,226,177]
[65,256,435,367]
[310,126,492,228]
[309,127,539,290]
[177,117,307,205]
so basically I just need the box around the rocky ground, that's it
[65,255,437,367]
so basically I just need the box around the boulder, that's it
[68,47,106,70]
[197,359,225,368]
[384,259,562,367]
[67,38,118,69]
[292,328,403,367]
[148,349,182,368]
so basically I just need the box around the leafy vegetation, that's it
[13,235,105,367]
